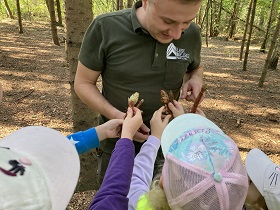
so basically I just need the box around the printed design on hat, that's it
[268,166,280,187]
[0,160,27,176]
[168,128,235,173]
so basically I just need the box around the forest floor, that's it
[0,20,279,209]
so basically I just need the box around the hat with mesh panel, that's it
[161,114,248,210]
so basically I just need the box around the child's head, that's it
[160,114,248,210]
[0,126,80,210]
[245,148,280,210]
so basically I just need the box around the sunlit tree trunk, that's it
[239,0,253,60]
[15,0,23,34]
[48,0,60,45]
[259,13,280,87]
[3,0,14,19]
[243,0,257,71]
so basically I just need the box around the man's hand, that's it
[181,66,204,102]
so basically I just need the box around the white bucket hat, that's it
[245,148,280,210]
[0,126,80,210]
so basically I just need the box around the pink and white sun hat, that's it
[161,114,248,210]
[0,126,80,210]
[245,148,280,210]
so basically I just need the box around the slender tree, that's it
[260,0,276,53]
[228,0,240,40]
[56,0,63,26]
[243,0,257,71]
[48,0,60,45]
[259,13,280,87]
[15,0,23,33]
[3,0,14,19]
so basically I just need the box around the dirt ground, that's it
[0,20,279,209]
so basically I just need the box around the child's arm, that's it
[127,106,171,210]
[66,118,123,155]
[89,107,143,210]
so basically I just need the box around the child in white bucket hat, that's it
[128,102,249,210]
[0,126,80,210]
[245,148,280,210]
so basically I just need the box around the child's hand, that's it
[168,100,184,118]
[96,119,124,141]
[121,107,143,140]
[150,106,171,140]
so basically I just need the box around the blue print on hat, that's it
[168,128,235,173]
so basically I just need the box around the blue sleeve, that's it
[89,138,135,210]
[66,128,99,155]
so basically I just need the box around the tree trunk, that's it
[65,0,100,191]
[3,0,14,19]
[118,0,124,10]
[56,0,63,26]
[259,13,280,87]
[239,0,253,60]
[242,0,257,71]
[15,0,23,34]
[228,0,240,40]
[127,0,133,8]
[260,0,276,53]
[48,0,60,45]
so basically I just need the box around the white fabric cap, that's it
[0,126,80,210]
[245,148,280,210]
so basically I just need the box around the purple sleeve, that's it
[127,136,161,210]
[89,138,135,210]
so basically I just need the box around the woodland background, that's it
[0,0,280,208]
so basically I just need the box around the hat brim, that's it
[245,148,274,196]
[161,114,222,158]
[0,126,80,210]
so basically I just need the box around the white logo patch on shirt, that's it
[166,43,189,60]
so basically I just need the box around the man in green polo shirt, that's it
[75,0,204,185]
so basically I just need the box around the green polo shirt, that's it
[78,1,202,153]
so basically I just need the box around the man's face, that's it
[142,0,202,44]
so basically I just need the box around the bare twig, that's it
[15,89,34,103]
[190,84,207,113]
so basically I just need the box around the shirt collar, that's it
[131,1,149,34]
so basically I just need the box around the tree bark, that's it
[243,0,257,71]
[65,0,100,191]
[56,0,63,26]
[3,0,14,19]
[259,13,280,87]
[260,0,276,53]
[15,0,23,34]
[48,0,60,45]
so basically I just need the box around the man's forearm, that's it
[184,66,204,83]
